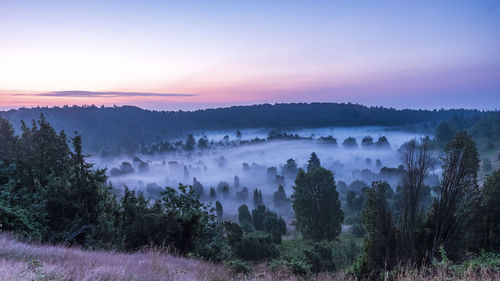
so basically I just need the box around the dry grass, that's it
[0,234,499,281]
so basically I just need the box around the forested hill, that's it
[0,103,483,152]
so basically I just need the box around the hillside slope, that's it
[0,234,498,281]
[0,103,481,152]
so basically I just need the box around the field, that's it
[1,234,499,281]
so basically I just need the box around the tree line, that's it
[0,103,484,152]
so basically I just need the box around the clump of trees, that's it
[0,116,227,261]
[353,131,500,278]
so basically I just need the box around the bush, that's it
[224,260,251,275]
[270,242,336,276]
[235,231,279,261]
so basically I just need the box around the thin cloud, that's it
[11,90,197,98]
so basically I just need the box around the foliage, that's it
[307,152,321,172]
[292,154,343,241]
[224,260,251,275]
[354,182,398,278]
[235,231,279,261]
[271,242,336,276]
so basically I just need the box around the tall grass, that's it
[0,234,498,281]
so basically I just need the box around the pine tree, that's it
[307,152,321,172]
[292,165,343,241]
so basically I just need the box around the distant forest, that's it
[0,103,491,152]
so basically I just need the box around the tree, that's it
[435,121,455,145]
[428,131,479,259]
[253,188,263,207]
[197,137,208,149]
[238,204,252,225]
[273,185,287,207]
[475,169,500,251]
[346,190,356,209]
[343,137,358,148]
[375,136,390,148]
[399,139,433,261]
[283,158,299,179]
[361,136,374,147]
[215,201,223,221]
[234,175,240,189]
[185,133,196,150]
[307,152,321,172]
[236,187,248,201]
[292,166,343,241]
[192,177,204,197]
[354,182,398,278]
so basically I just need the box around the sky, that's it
[1,0,499,110]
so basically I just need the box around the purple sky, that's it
[1,0,499,110]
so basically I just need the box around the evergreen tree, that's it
[185,133,195,150]
[475,169,500,251]
[307,152,321,172]
[292,166,344,241]
[273,185,287,207]
[192,177,204,197]
[361,136,374,147]
[354,182,398,278]
[283,158,298,178]
[253,188,263,207]
[435,121,455,145]
[215,201,223,221]
[238,204,252,226]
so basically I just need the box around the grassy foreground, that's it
[0,234,499,281]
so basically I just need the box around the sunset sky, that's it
[1,0,499,110]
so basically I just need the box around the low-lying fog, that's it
[91,127,431,218]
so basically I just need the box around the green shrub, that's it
[270,242,336,276]
[235,231,279,261]
[224,260,251,275]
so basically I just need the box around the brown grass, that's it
[0,233,499,281]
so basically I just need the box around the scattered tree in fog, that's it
[253,189,263,207]
[185,133,195,150]
[216,201,223,221]
[273,185,288,207]
[435,121,455,146]
[192,177,204,197]
[110,161,135,176]
[292,154,343,241]
[238,204,252,227]
[209,187,216,199]
[307,152,321,172]
[197,136,208,149]
[428,131,479,259]
[234,175,240,189]
[318,135,337,144]
[343,137,358,148]
[375,136,391,148]
[283,158,298,179]
[399,139,433,261]
[236,187,248,201]
[361,136,374,147]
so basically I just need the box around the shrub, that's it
[224,260,251,275]
[235,231,279,261]
[270,242,336,276]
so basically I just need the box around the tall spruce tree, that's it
[292,155,343,241]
